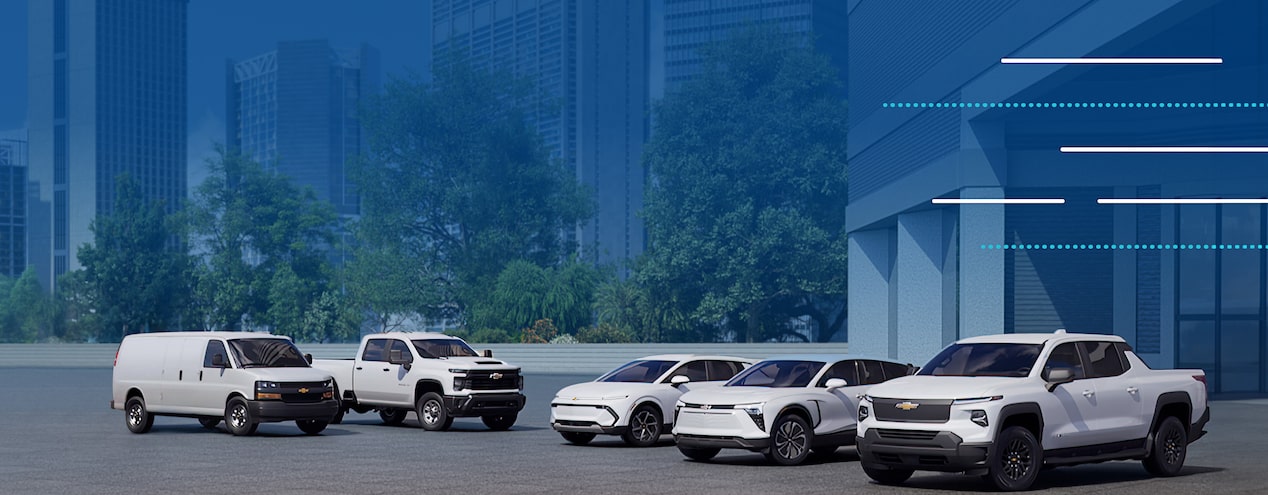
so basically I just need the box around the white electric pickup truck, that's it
[310,332,525,431]
[857,330,1209,491]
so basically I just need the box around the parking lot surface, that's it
[0,368,1263,494]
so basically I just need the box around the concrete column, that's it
[848,228,895,358]
[896,210,956,364]
[959,187,1006,339]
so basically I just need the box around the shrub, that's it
[549,333,578,344]
[576,322,634,343]
[519,318,558,344]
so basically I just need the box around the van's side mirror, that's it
[482,349,493,358]
[1044,368,1075,392]
[670,375,690,386]
[824,378,848,391]
[304,353,313,365]
[211,354,227,368]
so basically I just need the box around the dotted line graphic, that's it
[884,102,1268,109]
[979,244,1267,250]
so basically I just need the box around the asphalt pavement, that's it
[0,368,1264,494]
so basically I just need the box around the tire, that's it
[621,404,663,447]
[678,446,721,461]
[416,392,452,431]
[560,431,597,445]
[198,418,220,429]
[224,397,258,436]
[296,419,328,435]
[124,396,154,434]
[862,465,914,485]
[378,408,407,426]
[482,413,517,431]
[329,385,346,425]
[811,445,839,458]
[1143,416,1188,477]
[986,426,1043,491]
[766,414,812,466]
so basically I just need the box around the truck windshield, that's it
[726,360,825,388]
[597,360,677,383]
[412,339,479,358]
[917,343,1043,377]
[228,339,310,368]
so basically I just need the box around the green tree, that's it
[77,174,192,341]
[343,244,442,332]
[295,290,359,343]
[53,270,104,342]
[186,147,338,330]
[471,259,603,335]
[639,27,849,342]
[355,57,592,318]
[8,267,53,342]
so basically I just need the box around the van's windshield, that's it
[228,339,310,368]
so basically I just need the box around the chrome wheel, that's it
[422,400,442,425]
[229,403,248,430]
[128,403,144,427]
[774,419,808,461]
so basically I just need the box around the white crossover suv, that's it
[673,355,914,465]
[551,355,753,446]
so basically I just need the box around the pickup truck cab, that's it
[857,330,1210,491]
[311,332,526,431]
[111,331,338,436]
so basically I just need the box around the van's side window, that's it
[362,339,389,362]
[203,340,229,368]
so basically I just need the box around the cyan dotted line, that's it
[979,244,1268,250]
[884,102,1268,109]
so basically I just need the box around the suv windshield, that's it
[598,360,677,383]
[228,339,310,368]
[918,343,1043,377]
[412,339,479,358]
[726,360,825,388]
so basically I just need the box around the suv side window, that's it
[362,339,388,362]
[1044,343,1086,379]
[203,340,229,368]
[859,360,887,385]
[389,340,414,363]
[705,360,742,381]
[667,361,708,383]
[880,361,912,381]
[817,360,859,387]
[1081,341,1126,378]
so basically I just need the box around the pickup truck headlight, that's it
[454,377,468,391]
[448,369,469,374]
[952,396,1003,405]
[737,403,765,432]
[255,381,282,400]
[970,410,989,427]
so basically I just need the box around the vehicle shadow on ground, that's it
[684,448,861,467]
[557,438,678,448]
[332,418,549,432]
[141,424,359,437]
[891,464,1224,492]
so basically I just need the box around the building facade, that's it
[0,139,28,278]
[27,0,187,290]
[227,40,378,217]
[847,0,1268,395]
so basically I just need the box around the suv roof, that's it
[956,331,1126,346]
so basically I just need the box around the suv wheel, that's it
[678,446,721,461]
[621,404,663,447]
[986,426,1042,491]
[766,414,812,466]
[561,432,597,445]
[1143,416,1188,476]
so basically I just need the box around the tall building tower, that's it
[226,40,379,217]
[0,139,28,278]
[27,0,188,290]
[430,0,650,271]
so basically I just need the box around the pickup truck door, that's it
[1042,342,1097,449]
[353,339,414,406]
[1078,341,1146,443]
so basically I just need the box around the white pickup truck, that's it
[310,332,525,431]
[857,330,1209,491]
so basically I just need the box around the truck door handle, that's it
[1082,390,1094,398]
[382,368,391,372]
[1126,387,1139,395]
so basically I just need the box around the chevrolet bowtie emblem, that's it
[298,388,309,394]
[895,401,920,411]
[491,372,504,380]
[701,404,712,410]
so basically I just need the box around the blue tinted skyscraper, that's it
[0,139,28,278]
[27,0,188,290]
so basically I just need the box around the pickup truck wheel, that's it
[621,404,662,447]
[1143,416,1188,477]
[482,413,517,431]
[766,414,812,466]
[678,446,721,461]
[296,419,328,435]
[862,465,914,485]
[560,432,596,445]
[378,408,407,426]
[225,397,258,436]
[417,392,452,431]
[198,418,220,429]
[329,385,345,424]
[125,396,154,434]
[986,426,1042,491]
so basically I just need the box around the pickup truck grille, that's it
[280,382,330,403]
[871,398,953,423]
[876,429,940,440]
[467,371,520,390]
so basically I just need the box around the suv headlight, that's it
[952,396,1003,405]
[858,404,870,422]
[736,403,766,432]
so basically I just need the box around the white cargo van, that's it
[111,331,339,436]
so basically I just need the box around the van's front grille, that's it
[280,382,329,403]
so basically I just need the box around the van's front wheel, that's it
[225,397,258,436]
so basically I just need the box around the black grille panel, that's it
[467,371,520,390]
[876,429,940,441]
[871,398,953,423]
[279,382,330,403]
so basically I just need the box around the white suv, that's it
[551,355,753,446]
[673,355,913,465]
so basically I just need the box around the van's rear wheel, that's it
[225,397,258,436]
[125,396,154,434]
[198,418,220,429]
[378,408,407,426]
[296,419,328,435]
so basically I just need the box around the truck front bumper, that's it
[444,393,526,417]
[249,399,340,423]
[857,429,991,473]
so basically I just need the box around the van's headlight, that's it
[255,381,282,400]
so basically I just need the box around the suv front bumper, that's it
[857,429,991,472]
[675,433,770,451]
[249,399,340,422]
[444,393,526,417]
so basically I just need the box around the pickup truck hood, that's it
[865,376,1023,400]
[243,367,334,382]
[441,356,518,371]
[679,386,808,405]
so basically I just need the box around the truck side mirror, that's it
[304,353,313,365]
[670,375,690,386]
[211,354,227,368]
[482,349,493,358]
[1044,368,1075,392]
[389,349,411,368]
